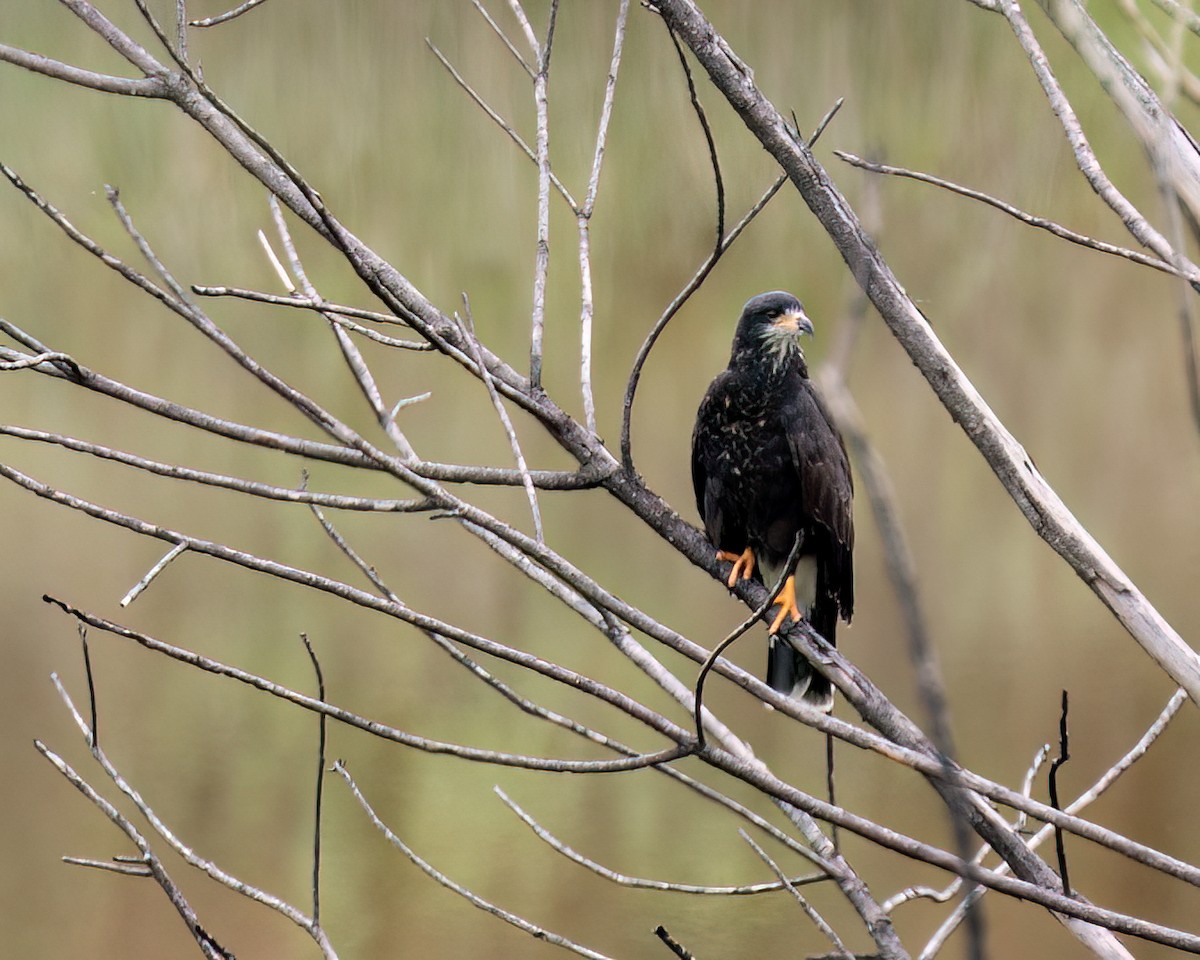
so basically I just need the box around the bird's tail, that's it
[766,606,836,710]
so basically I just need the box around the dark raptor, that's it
[691,291,854,708]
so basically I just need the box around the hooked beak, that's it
[772,308,814,337]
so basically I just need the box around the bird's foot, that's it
[768,575,802,634]
[717,547,756,588]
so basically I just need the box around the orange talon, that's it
[717,547,756,588]
[768,575,802,634]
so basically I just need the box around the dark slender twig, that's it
[653,925,696,959]
[826,732,839,855]
[300,634,326,928]
[78,624,98,749]
[693,533,804,748]
[620,17,724,474]
[668,24,725,250]
[46,676,327,958]
[36,739,232,960]
[1049,690,1072,897]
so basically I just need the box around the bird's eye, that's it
[765,310,779,319]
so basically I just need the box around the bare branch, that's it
[48,675,338,958]
[175,0,189,61]
[300,634,326,928]
[577,0,630,434]
[653,926,696,960]
[44,595,695,770]
[835,150,1195,281]
[0,350,78,372]
[993,0,1197,274]
[0,43,165,96]
[58,0,167,76]
[120,542,187,607]
[35,740,229,960]
[528,1,559,391]
[1151,0,1200,33]
[62,856,153,877]
[922,690,1187,957]
[266,196,421,460]
[456,298,544,542]
[506,0,541,58]
[0,425,433,511]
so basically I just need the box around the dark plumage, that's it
[691,291,854,708]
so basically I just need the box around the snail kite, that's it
[691,291,854,708]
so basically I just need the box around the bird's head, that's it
[732,291,814,369]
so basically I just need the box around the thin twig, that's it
[192,285,414,326]
[266,196,420,460]
[653,926,696,959]
[62,856,153,877]
[921,691,1185,957]
[300,634,326,928]
[106,186,192,305]
[78,624,98,750]
[0,425,434,511]
[189,0,272,27]
[175,0,189,62]
[1048,690,1073,897]
[528,0,559,392]
[120,542,188,607]
[498,788,826,895]
[472,0,534,76]
[424,39,576,207]
[740,830,854,960]
[47,674,337,958]
[457,296,544,542]
[36,740,229,960]
[577,0,630,434]
[335,761,615,960]
[0,350,79,372]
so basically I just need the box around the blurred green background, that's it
[2,1,1198,957]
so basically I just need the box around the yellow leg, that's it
[716,547,755,588]
[768,575,802,634]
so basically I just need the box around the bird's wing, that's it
[783,380,855,615]
[691,371,732,546]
